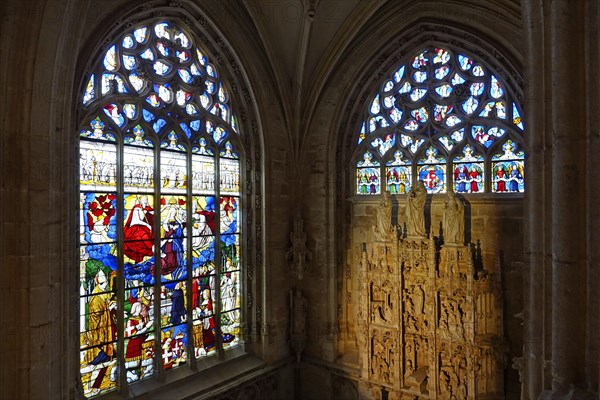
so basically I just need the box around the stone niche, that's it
[355,208,504,399]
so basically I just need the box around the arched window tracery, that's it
[78,19,243,398]
[354,46,525,195]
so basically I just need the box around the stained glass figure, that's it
[386,150,411,194]
[417,147,446,194]
[492,140,525,193]
[80,141,117,190]
[79,19,245,396]
[371,133,396,156]
[453,145,485,193]
[355,45,525,196]
[356,152,380,194]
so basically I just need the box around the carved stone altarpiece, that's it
[355,199,504,399]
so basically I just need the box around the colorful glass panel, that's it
[355,46,524,195]
[492,140,525,193]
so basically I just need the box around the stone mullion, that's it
[550,0,587,395]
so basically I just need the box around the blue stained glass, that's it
[399,82,411,94]
[470,82,485,96]
[129,73,144,92]
[413,71,427,83]
[180,123,192,138]
[122,55,136,70]
[457,55,473,70]
[412,51,428,68]
[418,164,445,194]
[370,95,380,114]
[155,22,171,39]
[433,48,450,64]
[410,89,427,102]
[83,75,95,105]
[386,166,411,194]
[389,108,402,123]
[435,84,452,98]
[370,133,395,156]
[451,73,466,86]
[103,45,117,71]
[190,120,201,131]
[206,65,217,77]
[196,49,207,66]
[453,163,484,193]
[103,104,125,127]
[146,94,160,108]
[157,41,170,57]
[153,119,166,133]
[122,35,135,49]
[178,69,193,83]
[143,108,155,122]
[357,167,380,195]
[154,61,171,76]
[383,80,394,92]
[134,27,148,43]
[513,103,524,130]
[176,50,189,63]
[462,97,479,114]
[490,75,504,98]
[140,48,154,60]
[213,127,227,143]
[435,65,450,79]
[393,66,405,83]
[81,192,118,244]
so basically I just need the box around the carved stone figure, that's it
[373,190,396,241]
[286,208,312,280]
[406,181,427,239]
[443,189,465,246]
[357,224,504,399]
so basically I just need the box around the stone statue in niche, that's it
[373,190,396,241]
[286,208,312,280]
[406,181,427,239]
[443,189,465,246]
[289,288,308,362]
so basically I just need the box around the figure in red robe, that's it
[124,196,154,263]
[496,165,507,192]
[469,167,480,193]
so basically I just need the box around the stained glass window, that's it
[79,20,242,397]
[492,140,525,193]
[354,46,525,195]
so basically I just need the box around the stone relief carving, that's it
[286,208,312,280]
[354,194,504,399]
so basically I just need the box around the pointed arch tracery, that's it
[353,45,525,195]
[78,18,245,398]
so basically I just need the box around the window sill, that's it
[97,349,268,400]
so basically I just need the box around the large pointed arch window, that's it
[78,20,242,397]
[354,46,525,194]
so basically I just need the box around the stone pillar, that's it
[522,0,547,397]
[585,0,600,392]
[550,0,587,395]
